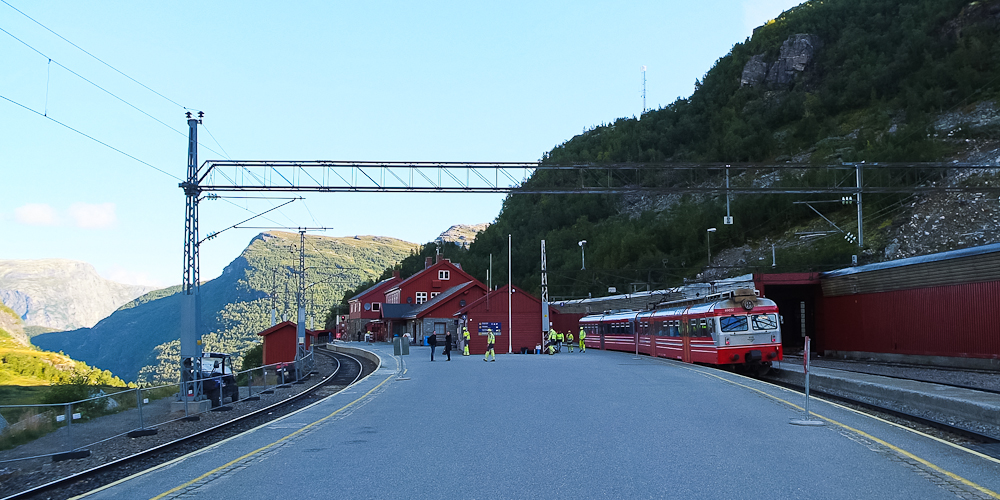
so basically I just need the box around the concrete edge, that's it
[321,343,384,372]
[771,367,1000,425]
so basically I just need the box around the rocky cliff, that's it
[436,223,490,246]
[741,33,821,88]
[0,259,156,332]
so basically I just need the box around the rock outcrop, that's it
[0,259,157,331]
[741,34,821,88]
[436,223,490,246]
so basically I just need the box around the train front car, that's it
[708,290,783,374]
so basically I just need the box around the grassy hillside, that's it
[0,303,126,391]
[33,232,417,384]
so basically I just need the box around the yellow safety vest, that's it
[548,329,557,340]
[557,332,565,341]
[487,332,495,344]
[463,329,470,340]
[579,329,586,340]
[567,333,574,342]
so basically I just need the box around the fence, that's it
[0,351,317,464]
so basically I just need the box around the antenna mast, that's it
[641,65,647,113]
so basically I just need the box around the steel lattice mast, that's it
[180,111,203,402]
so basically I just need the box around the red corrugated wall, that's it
[263,326,297,365]
[824,281,1000,359]
[465,290,547,355]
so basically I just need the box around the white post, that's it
[790,336,824,426]
[508,234,512,354]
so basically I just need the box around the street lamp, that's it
[706,228,716,266]
[578,240,587,270]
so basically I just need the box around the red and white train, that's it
[580,288,783,372]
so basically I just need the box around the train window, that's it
[720,316,749,332]
[670,320,680,337]
[751,314,778,330]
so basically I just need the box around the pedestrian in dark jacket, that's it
[444,332,452,361]
[428,333,437,361]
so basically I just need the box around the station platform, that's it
[770,359,1000,434]
[73,344,1000,500]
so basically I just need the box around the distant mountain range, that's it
[0,259,155,332]
[32,232,418,383]
[436,223,490,246]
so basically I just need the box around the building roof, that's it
[349,276,400,302]
[453,284,542,316]
[402,281,480,319]
[257,321,318,337]
[385,259,474,294]
[380,303,416,320]
[822,242,1000,278]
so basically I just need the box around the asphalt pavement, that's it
[73,344,1000,500]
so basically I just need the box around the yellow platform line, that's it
[682,363,1000,499]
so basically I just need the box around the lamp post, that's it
[706,228,716,266]
[578,240,587,270]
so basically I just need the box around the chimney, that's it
[393,270,401,279]
[425,257,433,269]
[436,254,443,264]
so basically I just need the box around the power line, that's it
[0,0,194,111]
[1,25,228,159]
[1,93,180,181]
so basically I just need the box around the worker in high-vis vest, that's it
[484,330,496,362]
[548,328,558,354]
[579,327,587,352]
[557,331,565,352]
[567,331,575,353]
[462,326,471,356]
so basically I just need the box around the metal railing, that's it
[0,352,316,464]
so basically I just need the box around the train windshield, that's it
[751,314,778,331]
[720,316,749,332]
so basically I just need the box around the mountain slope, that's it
[455,0,1000,299]
[0,259,156,332]
[0,303,125,387]
[32,232,417,382]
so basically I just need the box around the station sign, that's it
[478,322,502,336]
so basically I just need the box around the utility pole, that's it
[540,240,549,347]
[856,163,864,248]
[179,111,203,403]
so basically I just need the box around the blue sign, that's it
[478,322,502,336]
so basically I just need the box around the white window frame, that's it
[372,302,380,311]
[415,292,428,304]
[430,291,441,299]
[439,270,450,280]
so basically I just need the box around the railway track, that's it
[2,348,375,500]
[760,373,1000,458]
[780,355,1000,396]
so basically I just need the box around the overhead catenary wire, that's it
[1,0,193,111]
[0,24,226,157]
[1,93,180,181]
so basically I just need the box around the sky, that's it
[0,0,802,287]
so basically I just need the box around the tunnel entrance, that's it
[753,274,824,356]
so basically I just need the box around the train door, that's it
[599,321,606,350]
[681,314,692,363]
[649,319,658,358]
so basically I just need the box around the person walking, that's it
[444,332,452,361]
[462,326,471,356]
[548,328,557,353]
[567,331,575,353]
[484,330,496,362]
[557,331,565,352]
[428,332,437,361]
[579,327,586,353]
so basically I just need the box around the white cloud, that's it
[68,202,117,229]
[743,0,804,35]
[15,203,60,226]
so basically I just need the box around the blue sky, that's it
[1,0,802,287]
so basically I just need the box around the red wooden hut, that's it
[257,321,318,365]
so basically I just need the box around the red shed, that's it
[257,321,318,365]
[454,284,583,355]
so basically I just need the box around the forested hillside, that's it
[391,0,1000,300]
